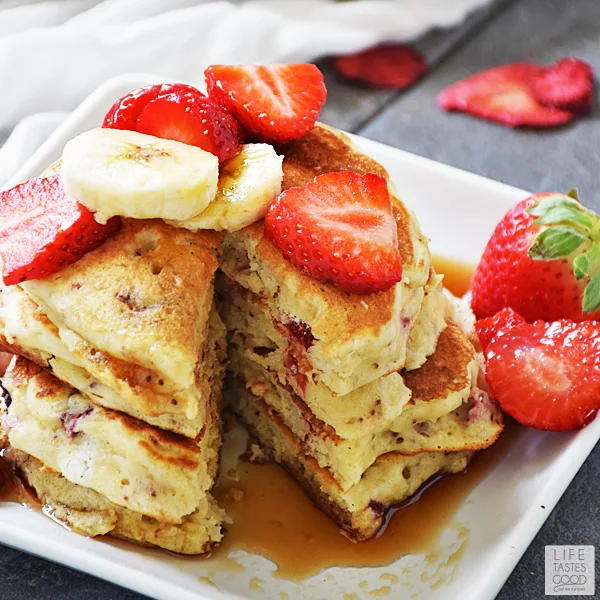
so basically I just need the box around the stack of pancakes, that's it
[220,125,504,540]
[0,122,504,551]
[0,220,226,554]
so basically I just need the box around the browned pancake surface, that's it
[226,125,431,349]
[403,322,475,403]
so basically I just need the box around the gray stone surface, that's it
[319,0,514,132]
[1,0,599,598]
[360,0,600,208]
[0,552,142,600]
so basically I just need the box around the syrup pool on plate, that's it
[431,255,475,299]
[214,420,520,580]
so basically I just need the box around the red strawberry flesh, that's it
[331,44,428,90]
[136,91,243,162]
[102,83,200,130]
[437,63,575,128]
[264,171,402,295]
[103,82,242,161]
[528,58,594,114]
[205,64,327,143]
[475,307,526,352]
[0,176,120,285]
[485,319,600,431]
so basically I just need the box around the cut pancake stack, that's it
[0,120,504,551]
[220,124,504,540]
[0,220,226,554]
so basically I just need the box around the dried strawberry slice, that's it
[528,58,594,114]
[331,44,428,90]
[437,62,574,128]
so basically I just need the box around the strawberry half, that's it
[103,83,242,162]
[0,176,120,286]
[528,58,594,114]
[136,91,243,162]
[475,307,526,352]
[264,171,402,295]
[102,83,197,130]
[485,319,600,431]
[437,63,574,128]
[471,191,600,322]
[331,44,428,90]
[205,64,327,144]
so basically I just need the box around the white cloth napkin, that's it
[0,0,492,185]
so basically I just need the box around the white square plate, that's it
[1,75,599,600]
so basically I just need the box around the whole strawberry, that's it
[471,191,600,322]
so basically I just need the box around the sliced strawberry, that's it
[205,64,327,143]
[331,44,427,90]
[475,307,526,352]
[136,91,243,162]
[437,63,574,128]
[102,83,242,161]
[529,58,594,114]
[264,171,402,295]
[102,83,199,130]
[485,319,600,431]
[0,176,120,286]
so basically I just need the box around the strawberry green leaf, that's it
[527,195,595,232]
[583,271,600,313]
[528,225,588,261]
[572,244,600,280]
[567,188,579,201]
[574,254,590,279]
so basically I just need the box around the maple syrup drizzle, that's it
[214,420,519,580]
[432,255,476,299]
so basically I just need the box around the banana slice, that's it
[170,144,283,232]
[60,128,218,223]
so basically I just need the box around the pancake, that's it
[404,273,447,370]
[2,447,224,555]
[230,382,475,541]
[0,286,226,438]
[218,274,412,439]
[229,320,502,490]
[220,124,436,395]
[1,356,222,523]
[0,220,225,437]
